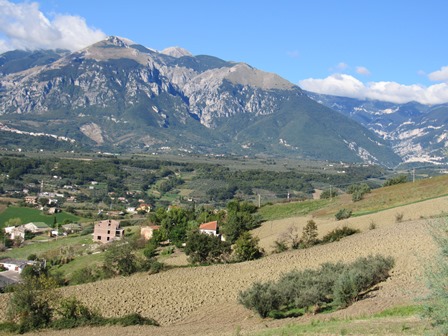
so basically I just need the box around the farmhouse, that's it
[24,195,38,205]
[137,203,151,213]
[93,219,125,243]
[199,221,219,236]
[24,222,51,234]
[4,226,25,240]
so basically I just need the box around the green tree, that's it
[233,232,263,262]
[39,197,49,207]
[5,218,21,226]
[320,189,337,199]
[103,242,139,276]
[221,200,261,243]
[7,275,58,333]
[184,230,231,264]
[301,220,319,248]
[150,207,194,246]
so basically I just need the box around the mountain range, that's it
[306,92,448,166]
[0,35,438,167]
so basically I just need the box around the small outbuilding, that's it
[0,258,29,273]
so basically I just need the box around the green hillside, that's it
[0,207,81,228]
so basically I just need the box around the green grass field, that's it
[251,305,429,336]
[56,252,105,279]
[258,199,329,221]
[0,206,81,227]
[0,234,94,260]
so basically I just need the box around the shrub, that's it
[369,221,376,230]
[69,266,106,285]
[383,175,407,187]
[333,255,394,308]
[272,239,288,253]
[301,220,319,248]
[161,246,175,256]
[320,189,337,199]
[52,297,99,329]
[27,254,38,261]
[321,226,359,243]
[395,212,404,222]
[238,282,281,318]
[347,183,371,202]
[148,261,165,274]
[239,255,394,318]
[335,208,352,220]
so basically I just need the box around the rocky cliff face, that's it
[0,36,400,166]
[306,91,448,165]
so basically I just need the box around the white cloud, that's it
[428,66,448,82]
[300,74,448,105]
[0,0,106,53]
[330,62,348,72]
[356,66,370,76]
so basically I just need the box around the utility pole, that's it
[413,168,415,183]
[258,194,261,208]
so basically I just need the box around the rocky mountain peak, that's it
[225,63,296,91]
[161,46,193,58]
[0,37,401,166]
[105,36,134,48]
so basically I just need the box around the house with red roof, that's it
[199,221,219,236]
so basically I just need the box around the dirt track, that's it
[0,197,445,335]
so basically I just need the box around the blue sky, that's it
[1,0,448,104]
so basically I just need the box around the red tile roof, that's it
[199,221,218,231]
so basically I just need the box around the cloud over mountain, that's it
[300,73,448,105]
[0,0,106,53]
[428,66,448,82]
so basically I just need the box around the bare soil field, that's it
[0,197,444,335]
